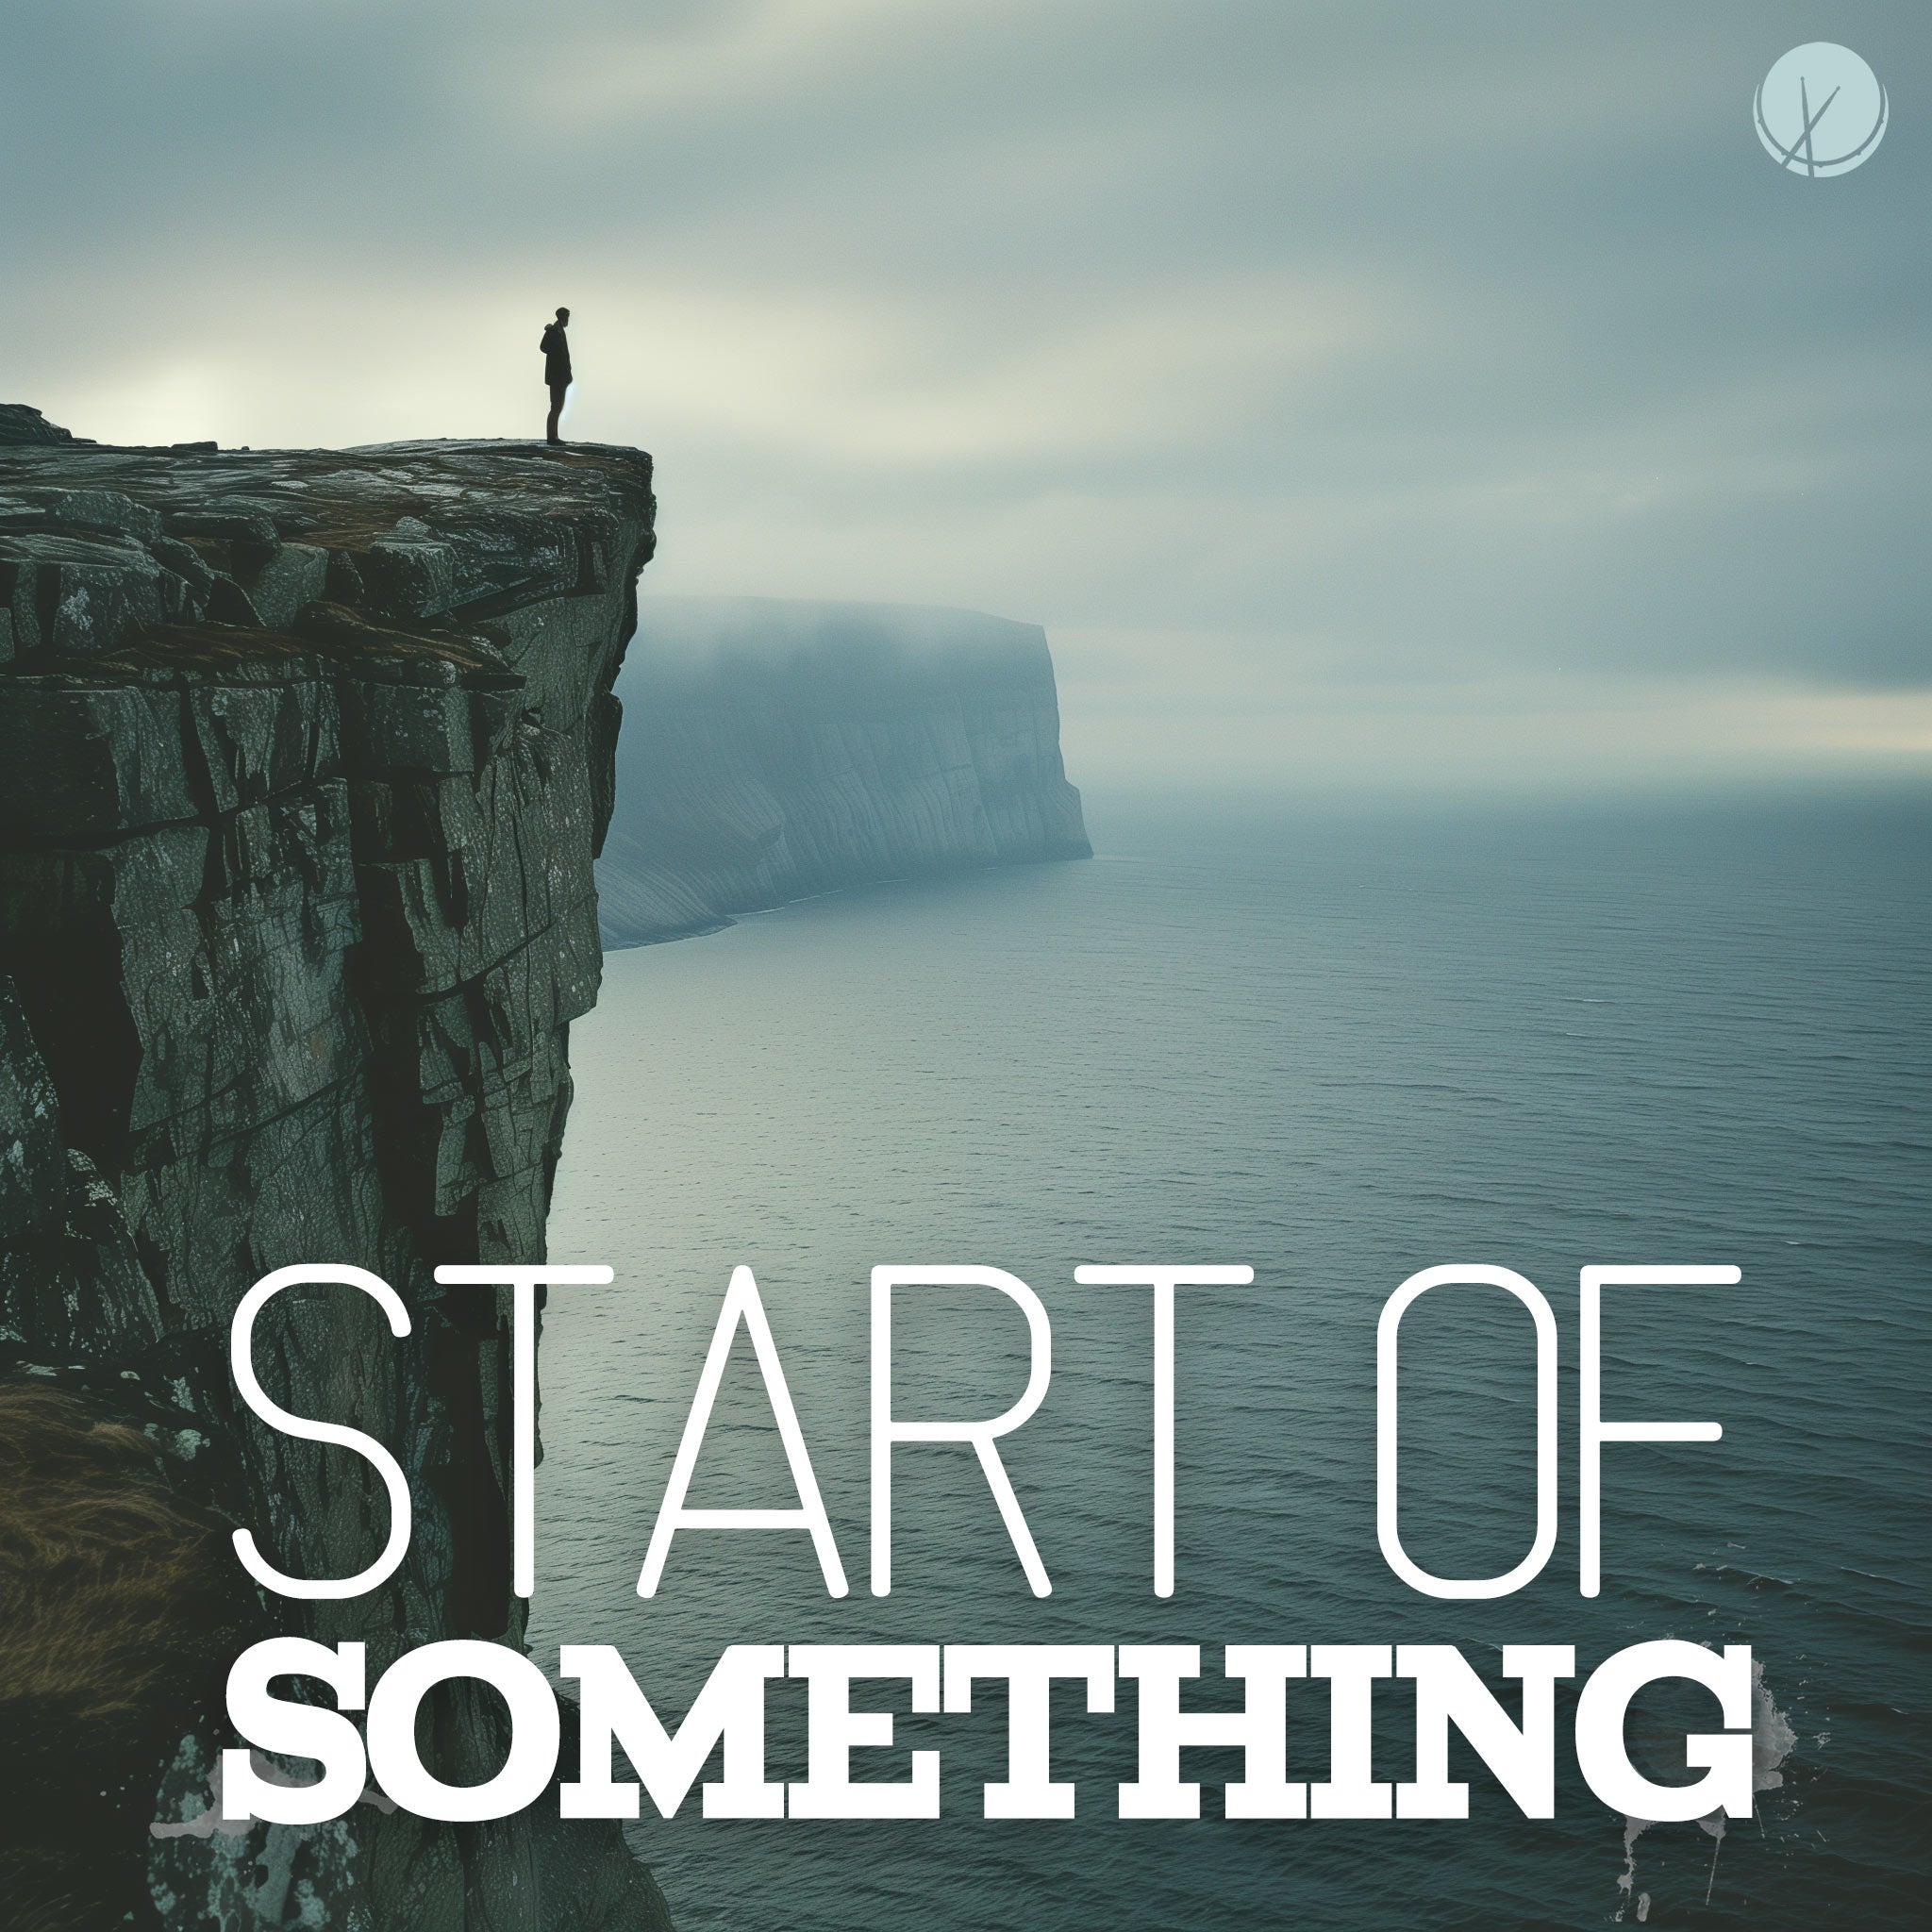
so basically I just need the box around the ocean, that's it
[528,789,1929,1930]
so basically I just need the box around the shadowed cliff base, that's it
[597,595,1091,946]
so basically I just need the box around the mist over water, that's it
[532,788,1930,1930]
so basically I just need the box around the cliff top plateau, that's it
[1,415,654,659]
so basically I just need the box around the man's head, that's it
[556,307,570,325]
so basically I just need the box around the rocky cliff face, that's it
[0,426,669,1930]
[594,597,1090,945]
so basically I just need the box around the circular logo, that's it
[1756,43,1887,176]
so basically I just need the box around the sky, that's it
[3,0,1927,791]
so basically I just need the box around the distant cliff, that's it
[595,597,1091,945]
[0,425,669,1930]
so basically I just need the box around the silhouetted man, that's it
[541,307,573,443]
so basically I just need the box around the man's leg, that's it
[546,383,567,442]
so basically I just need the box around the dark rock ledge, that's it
[0,419,670,1929]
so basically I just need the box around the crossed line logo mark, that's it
[1756,59,1887,176]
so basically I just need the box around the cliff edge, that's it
[0,425,668,1929]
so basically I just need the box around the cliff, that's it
[0,425,670,1929]
[594,597,1090,945]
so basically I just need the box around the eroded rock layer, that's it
[594,597,1091,945]
[0,430,669,1930]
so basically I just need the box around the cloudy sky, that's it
[4,1,1926,790]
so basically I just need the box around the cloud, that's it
[1049,628,1932,792]
[3,0,1926,788]
[501,0,978,125]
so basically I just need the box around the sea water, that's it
[530,789,1929,1930]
